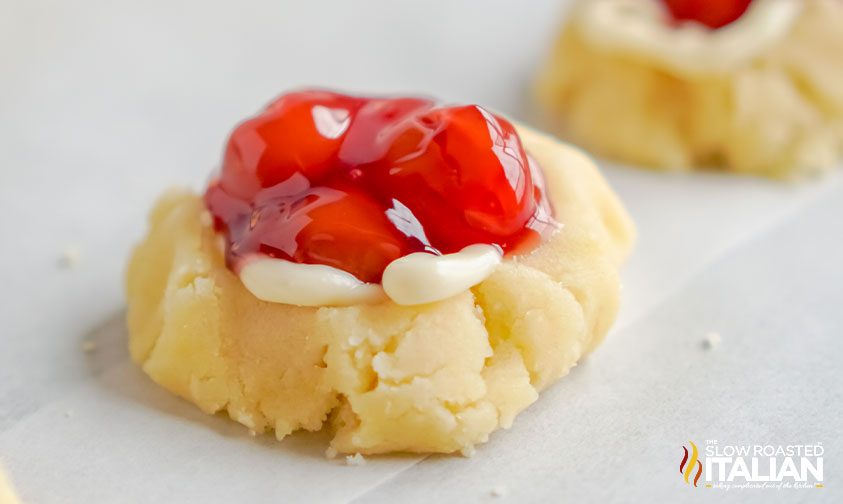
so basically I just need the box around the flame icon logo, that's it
[680,441,703,487]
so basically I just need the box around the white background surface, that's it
[1,0,840,502]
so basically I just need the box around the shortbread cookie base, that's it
[125,127,634,454]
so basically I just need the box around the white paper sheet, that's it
[1,1,840,502]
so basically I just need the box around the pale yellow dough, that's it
[535,0,843,178]
[0,465,21,504]
[125,127,635,454]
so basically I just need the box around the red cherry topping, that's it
[205,90,555,284]
[661,0,753,29]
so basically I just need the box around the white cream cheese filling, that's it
[381,244,502,306]
[238,244,502,307]
[575,0,802,75]
[238,257,386,307]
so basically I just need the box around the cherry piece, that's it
[661,0,753,29]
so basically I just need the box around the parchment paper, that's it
[1,1,839,502]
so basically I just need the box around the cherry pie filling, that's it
[205,90,555,285]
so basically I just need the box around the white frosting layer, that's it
[238,244,503,307]
[239,257,386,306]
[382,244,502,306]
[576,0,802,75]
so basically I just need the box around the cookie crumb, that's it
[58,247,81,268]
[490,484,508,497]
[345,453,366,466]
[460,445,476,458]
[248,429,257,437]
[232,410,256,429]
[702,332,721,350]
[81,339,97,353]
[325,447,338,459]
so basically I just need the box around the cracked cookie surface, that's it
[125,126,634,454]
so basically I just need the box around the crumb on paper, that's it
[490,484,508,497]
[460,444,476,458]
[345,453,366,466]
[325,447,338,459]
[81,339,97,353]
[702,332,721,350]
[248,429,257,437]
[58,247,81,268]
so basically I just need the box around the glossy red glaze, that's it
[205,90,555,283]
[662,0,753,29]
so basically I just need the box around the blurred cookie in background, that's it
[535,0,843,179]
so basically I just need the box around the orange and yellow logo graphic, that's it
[680,441,703,487]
